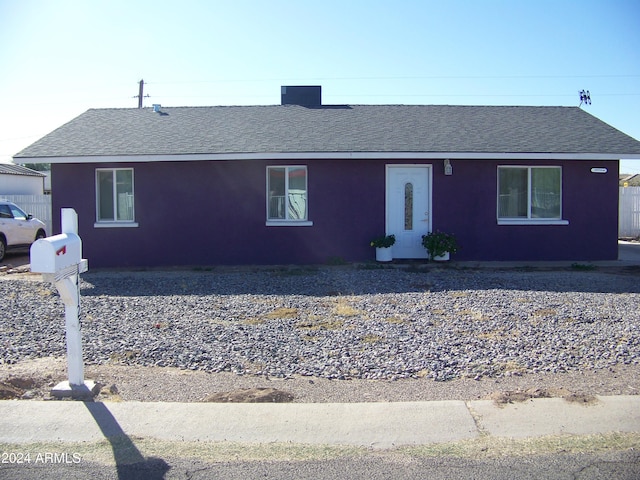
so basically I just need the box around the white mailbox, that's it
[30,233,83,275]
[29,208,95,398]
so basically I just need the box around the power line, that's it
[156,93,640,102]
[328,93,640,98]
[147,73,640,85]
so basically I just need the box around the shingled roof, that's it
[14,104,640,161]
[0,163,46,177]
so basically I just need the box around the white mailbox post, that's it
[30,208,95,399]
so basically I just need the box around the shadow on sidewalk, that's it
[83,402,170,479]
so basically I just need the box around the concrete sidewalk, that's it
[1,396,638,448]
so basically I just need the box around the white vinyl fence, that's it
[619,187,640,238]
[1,194,52,236]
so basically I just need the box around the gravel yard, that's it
[1,265,639,402]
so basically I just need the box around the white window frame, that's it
[266,165,313,226]
[94,168,139,228]
[497,166,568,225]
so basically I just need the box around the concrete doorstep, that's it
[0,396,638,449]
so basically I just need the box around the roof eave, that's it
[14,151,640,164]
[0,170,47,177]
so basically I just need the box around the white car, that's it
[0,201,46,261]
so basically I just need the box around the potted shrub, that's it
[370,234,395,262]
[421,231,458,261]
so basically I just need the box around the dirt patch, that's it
[0,381,25,399]
[0,357,67,399]
[0,375,44,399]
[563,393,599,405]
[203,388,294,403]
[1,356,637,404]
[488,387,599,406]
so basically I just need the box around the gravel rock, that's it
[1,266,639,384]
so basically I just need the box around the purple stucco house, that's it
[14,86,640,268]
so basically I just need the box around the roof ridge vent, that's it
[281,86,321,107]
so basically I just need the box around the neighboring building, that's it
[0,163,46,195]
[620,174,640,186]
[14,86,640,268]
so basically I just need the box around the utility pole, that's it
[138,79,144,108]
[134,79,149,108]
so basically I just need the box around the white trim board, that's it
[16,152,637,164]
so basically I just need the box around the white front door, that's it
[386,165,431,259]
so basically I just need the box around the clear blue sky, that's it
[1,0,639,172]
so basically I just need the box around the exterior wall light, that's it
[444,159,453,176]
